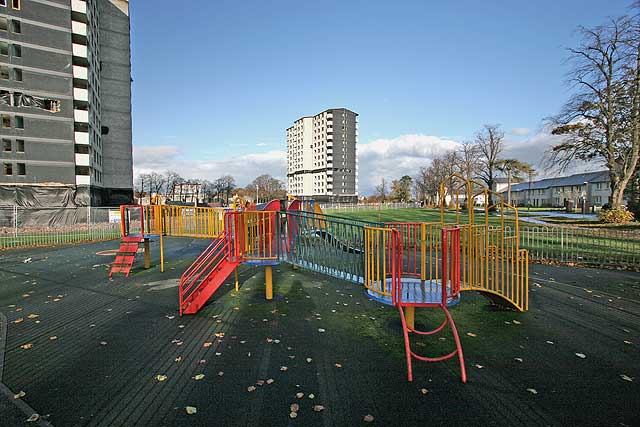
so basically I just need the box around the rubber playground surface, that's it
[0,237,638,426]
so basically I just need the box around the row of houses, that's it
[499,170,612,208]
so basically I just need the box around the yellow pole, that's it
[420,223,426,282]
[235,268,239,292]
[405,306,415,330]
[265,266,273,300]
[160,232,164,272]
[144,238,151,269]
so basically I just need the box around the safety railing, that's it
[364,226,401,300]
[242,211,278,261]
[153,205,225,238]
[120,205,144,237]
[440,227,461,305]
[285,210,372,282]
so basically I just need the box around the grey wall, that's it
[98,0,132,195]
[0,0,75,186]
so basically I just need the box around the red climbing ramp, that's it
[179,235,240,315]
[109,236,144,277]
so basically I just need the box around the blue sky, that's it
[130,0,630,193]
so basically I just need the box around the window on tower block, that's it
[13,68,22,81]
[10,19,20,33]
[11,0,19,10]
[0,0,6,7]
[14,115,24,129]
[2,138,10,151]
[0,17,7,31]
[16,139,24,152]
[17,163,25,175]
[11,44,21,58]
[3,163,12,175]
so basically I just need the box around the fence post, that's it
[13,205,18,237]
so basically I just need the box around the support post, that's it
[265,265,273,300]
[235,268,239,292]
[159,233,164,273]
[144,238,151,269]
[405,306,415,330]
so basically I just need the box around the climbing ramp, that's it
[109,235,144,277]
[109,205,145,277]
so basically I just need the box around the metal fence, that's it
[517,225,640,268]
[0,206,121,250]
[322,202,418,213]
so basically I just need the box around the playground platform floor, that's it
[0,237,638,426]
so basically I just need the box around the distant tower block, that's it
[286,108,358,204]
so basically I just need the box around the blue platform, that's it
[366,277,461,307]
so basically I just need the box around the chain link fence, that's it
[0,206,121,250]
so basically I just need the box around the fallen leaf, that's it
[13,318,24,324]
[313,405,325,412]
[620,374,633,382]
[256,380,265,386]
[247,386,256,392]
[526,388,538,395]
[466,332,477,337]
[545,341,554,345]
[623,340,632,345]
[156,375,167,382]
[218,371,224,376]
[296,392,304,399]
[266,378,274,384]
[49,336,57,340]
[20,343,33,350]
[290,403,300,412]
[515,358,523,363]
[26,414,39,422]
[100,341,108,346]
[334,363,342,368]
[512,320,521,325]
[280,366,288,371]
[475,364,484,369]
[364,414,375,422]
[289,412,298,419]
[306,358,313,363]
[420,388,428,395]
[14,391,26,399]
[308,393,315,399]
[185,406,197,415]
[318,328,326,333]
[215,332,225,338]
[203,342,213,347]
[193,374,205,380]
[575,353,586,359]
[175,356,182,363]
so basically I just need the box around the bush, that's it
[598,207,635,223]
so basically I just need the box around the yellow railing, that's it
[364,226,394,298]
[143,205,225,239]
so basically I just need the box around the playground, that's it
[0,239,638,426]
[0,187,638,426]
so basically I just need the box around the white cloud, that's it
[358,134,460,194]
[503,127,604,178]
[256,142,267,147]
[133,145,286,186]
[510,127,531,136]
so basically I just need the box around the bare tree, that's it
[550,16,640,209]
[375,178,388,202]
[164,170,184,198]
[456,141,479,181]
[475,124,505,207]
[246,174,286,202]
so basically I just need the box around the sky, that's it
[129,0,631,195]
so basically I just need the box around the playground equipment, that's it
[111,178,529,382]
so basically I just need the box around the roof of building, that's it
[506,170,609,193]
